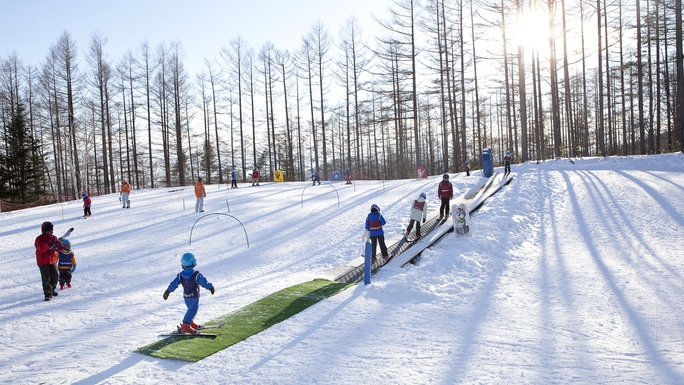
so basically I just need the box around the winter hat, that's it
[370,204,380,213]
[41,221,53,234]
[443,174,449,180]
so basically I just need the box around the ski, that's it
[50,227,74,251]
[197,321,225,330]
[159,331,217,338]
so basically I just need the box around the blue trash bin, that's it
[482,148,493,177]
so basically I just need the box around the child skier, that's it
[311,170,321,186]
[365,204,390,263]
[57,239,77,290]
[404,192,428,239]
[82,193,92,217]
[163,253,216,334]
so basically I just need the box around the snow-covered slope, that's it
[2,153,683,384]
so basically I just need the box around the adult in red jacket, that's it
[34,221,63,301]
[437,173,454,219]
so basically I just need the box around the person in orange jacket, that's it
[120,178,131,208]
[194,177,206,213]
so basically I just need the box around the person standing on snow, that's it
[230,169,238,189]
[437,174,453,220]
[503,151,512,175]
[82,193,92,217]
[120,178,131,208]
[34,221,63,301]
[464,160,470,176]
[163,253,215,334]
[194,177,206,213]
[345,168,352,184]
[251,167,260,186]
[364,204,390,263]
[57,239,77,290]
[311,170,321,186]
[404,192,428,239]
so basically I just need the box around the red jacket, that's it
[34,233,62,266]
[437,180,453,199]
[251,169,260,179]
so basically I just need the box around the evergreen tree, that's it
[0,103,45,203]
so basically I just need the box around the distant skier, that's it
[503,151,512,175]
[404,192,428,239]
[464,160,470,176]
[251,167,260,186]
[34,221,63,301]
[82,193,92,217]
[120,178,131,208]
[194,177,206,213]
[57,239,77,290]
[345,168,352,184]
[437,174,453,220]
[311,170,321,186]
[364,204,390,263]
[163,253,215,334]
[230,169,238,189]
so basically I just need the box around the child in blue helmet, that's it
[163,253,215,334]
[57,239,77,290]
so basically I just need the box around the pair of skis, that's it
[49,227,74,252]
[159,321,225,338]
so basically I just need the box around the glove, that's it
[163,290,170,300]
[71,265,76,273]
[362,230,370,242]
[210,286,215,295]
[49,240,62,252]
[422,218,426,223]
[203,194,206,197]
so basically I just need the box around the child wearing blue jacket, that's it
[365,204,390,262]
[163,253,215,334]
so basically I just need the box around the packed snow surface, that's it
[2,154,684,384]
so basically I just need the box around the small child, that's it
[57,239,77,290]
[163,253,215,334]
[404,192,427,239]
[82,193,92,217]
[365,204,390,262]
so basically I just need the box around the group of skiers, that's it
[363,172,455,264]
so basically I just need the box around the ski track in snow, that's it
[1,153,684,384]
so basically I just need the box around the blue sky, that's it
[1,0,390,74]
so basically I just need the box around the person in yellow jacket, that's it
[194,177,206,213]
[120,178,131,208]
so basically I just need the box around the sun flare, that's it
[513,10,549,48]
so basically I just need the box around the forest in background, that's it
[1,0,683,208]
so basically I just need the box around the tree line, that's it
[1,0,682,206]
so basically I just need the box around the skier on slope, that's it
[437,174,453,220]
[404,192,428,240]
[194,177,206,213]
[163,253,215,334]
[364,204,390,263]
[120,178,131,208]
[230,169,238,189]
[503,151,512,175]
[251,167,260,186]
[57,239,77,290]
[311,170,321,186]
[82,193,92,217]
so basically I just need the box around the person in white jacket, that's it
[404,192,428,239]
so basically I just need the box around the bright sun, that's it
[513,10,549,49]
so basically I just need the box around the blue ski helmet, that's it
[419,192,426,199]
[62,239,71,250]
[181,253,197,269]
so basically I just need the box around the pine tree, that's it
[0,103,45,203]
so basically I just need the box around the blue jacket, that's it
[365,212,386,237]
[167,269,213,299]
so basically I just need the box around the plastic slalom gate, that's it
[364,241,372,285]
[482,148,493,177]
